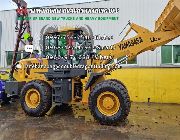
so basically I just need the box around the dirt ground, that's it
[0,101,179,140]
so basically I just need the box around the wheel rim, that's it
[97,92,120,116]
[25,89,40,109]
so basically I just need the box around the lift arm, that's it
[85,0,180,90]
[93,0,180,74]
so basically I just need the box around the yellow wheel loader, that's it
[5,0,180,125]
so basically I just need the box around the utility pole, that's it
[10,0,33,79]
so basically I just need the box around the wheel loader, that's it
[4,0,180,125]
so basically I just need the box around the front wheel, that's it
[89,80,131,125]
[20,80,52,117]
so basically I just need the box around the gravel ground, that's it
[0,101,179,140]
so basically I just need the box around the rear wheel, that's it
[20,80,52,117]
[89,79,130,125]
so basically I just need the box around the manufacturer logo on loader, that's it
[119,37,143,50]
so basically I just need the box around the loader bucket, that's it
[155,0,180,32]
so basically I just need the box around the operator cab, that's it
[42,28,92,79]
[43,28,91,65]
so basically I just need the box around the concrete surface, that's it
[0,102,179,140]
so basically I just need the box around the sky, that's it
[0,0,97,11]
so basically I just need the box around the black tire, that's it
[109,79,130,107]
[20,80,52,117]
[89,79,131,125]
[110,79,128,91]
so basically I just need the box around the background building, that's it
[0,0,179,67]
